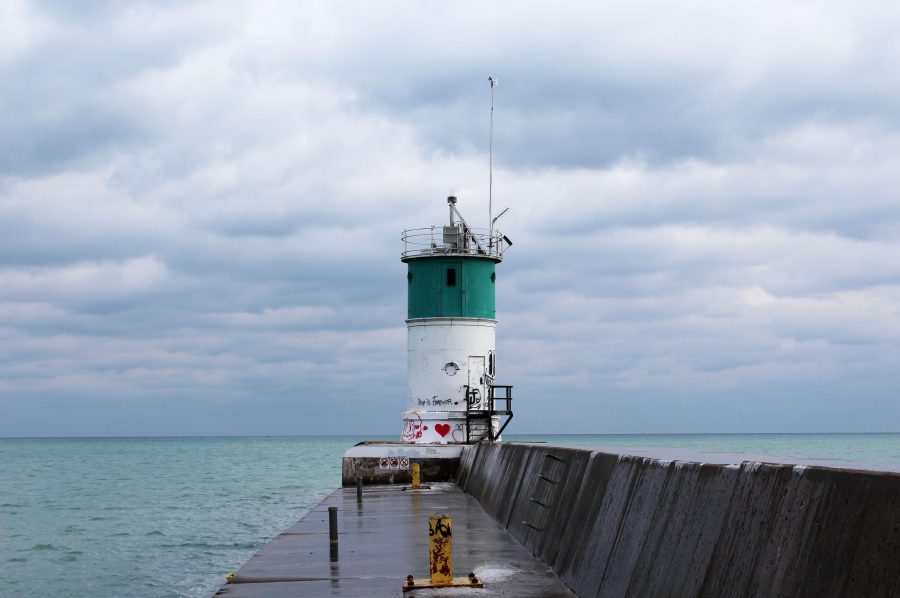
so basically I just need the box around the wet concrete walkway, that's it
[216,483,573,597]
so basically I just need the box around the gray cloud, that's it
[2,0,899,436]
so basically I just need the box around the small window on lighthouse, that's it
[444,362,459,376]
[446,268,457,286]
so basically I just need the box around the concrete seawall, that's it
[456,442,900,597]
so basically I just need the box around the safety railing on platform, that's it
[402,226,507,260]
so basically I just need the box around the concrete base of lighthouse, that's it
[342,442,464,486]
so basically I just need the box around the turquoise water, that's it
[2,434,898,597]
[0,436,360,598]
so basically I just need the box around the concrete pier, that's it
[216,483,572,597]
[220,443,898,597]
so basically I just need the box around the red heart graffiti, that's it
[435,423,450,437]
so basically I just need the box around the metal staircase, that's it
[464,384,513,442]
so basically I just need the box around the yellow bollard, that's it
[403,513,482,591]
[429,514,453,584]
[411,463,421,489]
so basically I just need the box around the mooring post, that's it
[328,507,338,546]
[411,463,421,489]
[356,478,363,500]
[403,513,481,591]
[429,514,453,584]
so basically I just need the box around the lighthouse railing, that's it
[401,226,505,260]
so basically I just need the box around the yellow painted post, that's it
[403,512,481,591]
[411,463,421,489]
[428,514,453,584]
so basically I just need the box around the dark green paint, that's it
[407,256,496,319]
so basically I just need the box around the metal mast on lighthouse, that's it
[341,80,515,484]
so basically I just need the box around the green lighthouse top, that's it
[401,196,511,264]
[402,196,513,319]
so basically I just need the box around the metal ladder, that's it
[522,452,568,533]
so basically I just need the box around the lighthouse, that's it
[341,196,513,484]
[399,196,513,444]
[341,80,512,482]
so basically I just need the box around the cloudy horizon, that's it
[2,0,899,437]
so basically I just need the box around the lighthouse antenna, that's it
[488,76,496,237]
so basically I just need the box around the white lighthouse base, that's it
[401,410,499,444]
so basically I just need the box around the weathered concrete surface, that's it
[216,483,573,597]
[342,456,460,486]
[457,443,900,598]
[342,442,462,486]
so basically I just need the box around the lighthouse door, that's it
[467,356,486,410]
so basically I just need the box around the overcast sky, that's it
[2,0,899,437]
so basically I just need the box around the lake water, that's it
[2,434,897,597]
